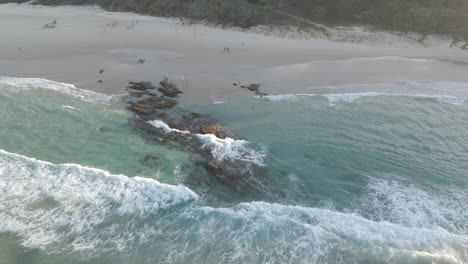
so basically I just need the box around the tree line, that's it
[4,0,468,45]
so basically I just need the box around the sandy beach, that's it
[2,3,468,103]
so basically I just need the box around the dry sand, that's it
[2,3,468,104]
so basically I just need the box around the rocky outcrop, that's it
[128,81,156,92]
[125,77,270,202]
[190,112,203,119]
[137,96,178,109]
[129,97,178,118]
[239,83,267,96]
[158,77,183,97]
[240,83,261,92]
[129,103,154,116]
[126,79,236,140]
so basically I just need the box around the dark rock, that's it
[42,21,57,29]
[240,83,261,92]
[99,126,111,133]
[255,91,268,97]
[129,91,149,98]
[156,112,168,118]
[190,112,203,119]
[99,69,104,74]
[239,83,267,97]
[137,59,146,64]
[158,77,183,97]
[199,124,232,139]
[182,112,205,122]
[130,96,178,116]
[127,81,156,91]
[205,160,223,176]
[144,96,177,109]
[168,122,186,131]
[129,103,154,115]
[98,80,103,84]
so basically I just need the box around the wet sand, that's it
[2,3,468,104]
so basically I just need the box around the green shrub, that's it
[4,0,468,44]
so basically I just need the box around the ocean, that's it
[0,77,467,264]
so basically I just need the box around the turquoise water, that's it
[0,89,194,181]
[0,79,467,264]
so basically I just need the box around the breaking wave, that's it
[271,56,450,71]
[197,134,267,166]
[148,120,190,134]
[262,92,466,106]
[356,176,468,236]
[0,149,197,254]
[0,77,114,103]
[148,120,267,166]
[176,200,467,264]
[1,149,466,263]
[260,81,468,106]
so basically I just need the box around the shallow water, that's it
[0,78,467,264]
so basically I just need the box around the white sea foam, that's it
[0,77,113,103]
[357,177,468,236]
[1,150,465,262]
[271,56,440,72]
[148,120,267,166]
[178,201,467,264]
[274,56,436,67]
[196,134,267,166]
[262,91,467,106]
[261,81,468,106]
[0,149,197,253]
[148,120,190,134]
[61,105,81,111]
[168,175,468,263]
[343,56,436,63]
[322,92,465,105]
[323,92,384,106]
[260,93,317,102]
[324,81,468,92]
[261,92,383,105]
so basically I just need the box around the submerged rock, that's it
[99,126,111,133]
[190,112,203,119]
[158,77,183,97]
[139,154,162,167]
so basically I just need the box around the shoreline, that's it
[2,3,468,104]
